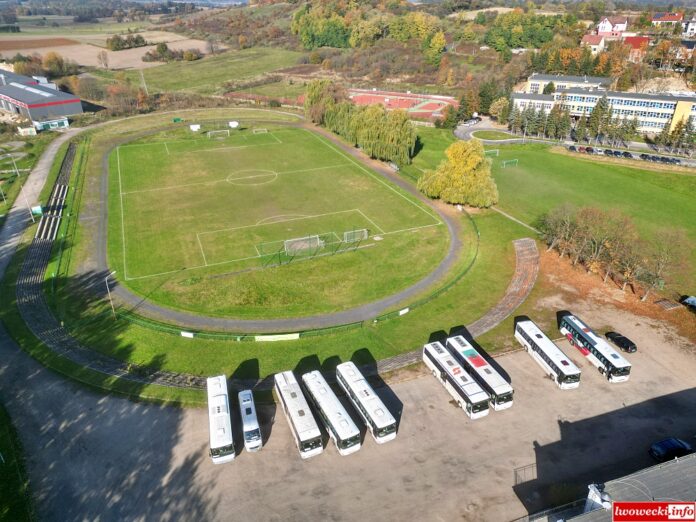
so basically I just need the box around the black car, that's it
[649,438,694,463]
[605,331,637,353]
[612,150,622,157]
[670,157,681,165]
[585,147,594,154]
[640,153,649,160]
[622,151,633,159]
[659,156,670,163]
[568,145,577,152]
[604,149,614,156]
[650,155,660,162]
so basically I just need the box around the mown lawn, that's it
[96,48,303,95]
[0,402,33,521]
[472,130,515,140]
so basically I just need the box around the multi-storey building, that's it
[512,75,696,133]
[524,73,611,95]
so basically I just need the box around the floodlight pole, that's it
[105,270,117,319]
[20,181,35,223]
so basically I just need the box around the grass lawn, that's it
[96,48,303,95]
[15,17,152,35]
[491,143,696,285]
[0,402,33,521]
[471,130,515,140]
[108,124,447,318]
[232,80,307,100]
[400,126,457,181]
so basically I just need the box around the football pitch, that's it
[108,124,448,317]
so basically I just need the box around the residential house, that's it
[581,35,606,55]
[651,12,684,28]
[682,16,696,38]
[596,16,628,38]
[622,36,651,63]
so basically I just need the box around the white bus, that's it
[514,317,581,390]
[445,336,514,411]
[238,390,262,452]
[422,342,490,419]
[558,313,631,383]
[335,361,397,444]
[302,371,361,456]
[274,371,323,459]
[206,375,236,464]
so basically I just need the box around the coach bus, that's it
[335,361,397,444]
[445,336,514,411]
[238,390,262,452]
[206,375,236,464]
[514,317,581,390]
[302,371,361,456]
[274,371,324,459]
[558,312,631,383]
[422,342,490,419]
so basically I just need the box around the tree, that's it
[42,52,65,77]
[489,97,509,121]
[97,50,109,69]
[426,31,447,66]
[539,204,577,257]
[304,79,344,124]
[575,111,588,142]
[638,229,689,302]
[542,81,555,94]
[417,140,498,207]
[478,80,499,114]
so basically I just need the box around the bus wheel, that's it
[598,367,605,375]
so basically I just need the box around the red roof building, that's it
[622,36,651,63]
[581,35,606,55]
[651,12,683,26]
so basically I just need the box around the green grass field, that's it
[471,130,515,140]
[491,144,696,284]
[94,48,303,95]
[109,124,447,318]
[0,402,33,521]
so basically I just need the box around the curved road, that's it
[92,122,465,333]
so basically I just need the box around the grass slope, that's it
[0,402,33,521]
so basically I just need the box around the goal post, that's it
[253,128,268,134]
[207,129,230,139]
[283,235,324,256]
[501,159,518,168]
[484,149,499,157]
[343,229,368,243]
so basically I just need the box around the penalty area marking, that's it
[226,170,278,186]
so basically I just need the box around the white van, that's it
[238,390,262,452]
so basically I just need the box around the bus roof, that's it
[445,336,514,394]
[336,362,395,429]
[206,375,233,450]
[274,371,321,441]
[516,320,581,375]
[302,371,359,441]
[423,342,490,404]
[238,390,259,432]
[561,314,631,369]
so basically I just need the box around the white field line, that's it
[120,163,351,196]
[269,132,282,144]
[380,223,441,236]
[356,209,385,235]
[164,142,170,155]
[196,233,208,266]
[198,209,360,237]
[255,214,309,226]
[303,129,442,226]
[116,147,129,280]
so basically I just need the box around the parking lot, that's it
[6,297,695,521]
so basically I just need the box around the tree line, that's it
[105,32,147,51]
[304,80,417,166]
[540,205,689,302]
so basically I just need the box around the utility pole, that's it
[105,270,117,319]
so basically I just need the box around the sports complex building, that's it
[347,88,458,120]
[0,69,83,129]
[512,73,696,133]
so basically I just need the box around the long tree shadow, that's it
[351,348,404,429]
[230,358,275,447]
[1,240,222,521]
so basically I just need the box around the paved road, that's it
[91,122,465,333]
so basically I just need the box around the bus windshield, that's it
[472,400,489,413]
[561,374,580,384]
[376,423,396,437]
[496,392,513,405]
[244,429,261,442]
[301,436,322,452]
[210,444,235,458]
[612,367,631,377]
[338,434,361,450]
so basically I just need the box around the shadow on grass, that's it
[351,348,403,430]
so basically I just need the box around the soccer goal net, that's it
[253,128,268,134]
[501,159,518,168]
[343,229,368,243]
[484,149,499,157]
[207,130,230,139]
[284,235,324,256]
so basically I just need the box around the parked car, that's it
[605,332,637,353]
[622,151,633,159]
[670,157,681,165]
[659,156,670,164]
[640,153,649,161]
[650,155,660,162]
[585,147,594,154]
[612,150,623,157]
[680,295,696,313]
[649,438,694,463]
[604,149,614,156]
[568,145,577,152]
[578,146,586,153]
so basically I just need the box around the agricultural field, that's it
[109,124,447,318]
